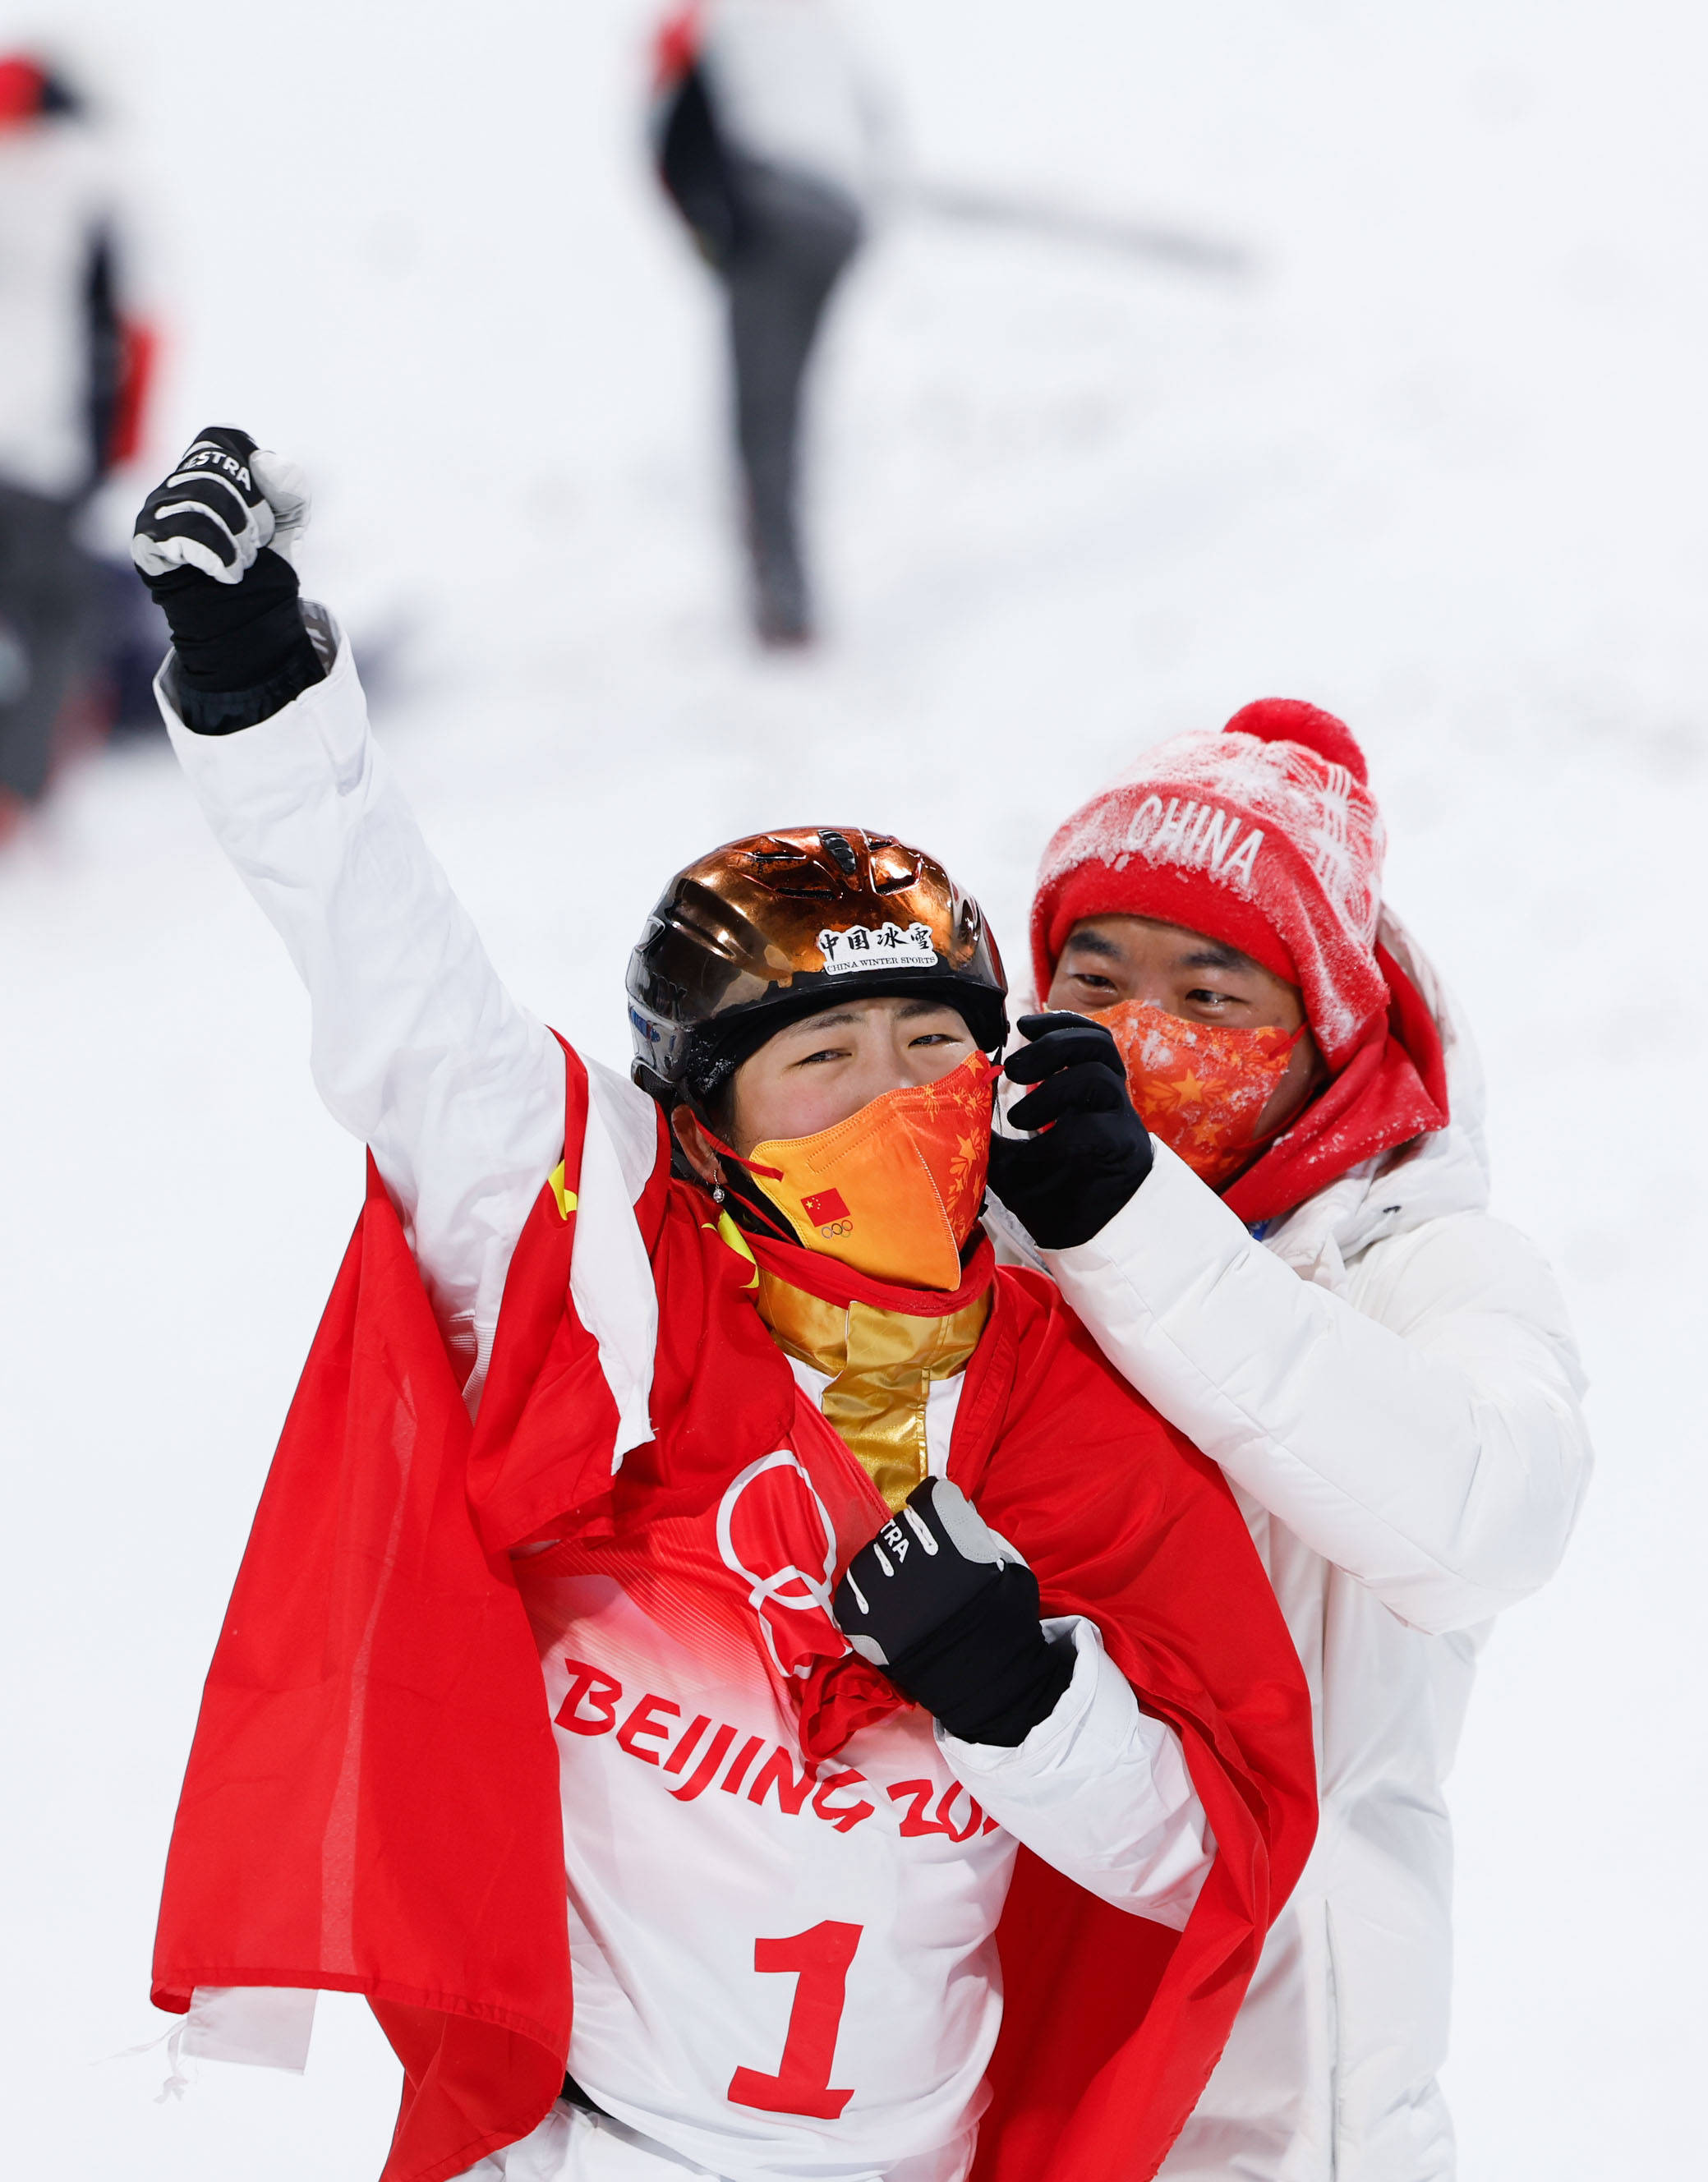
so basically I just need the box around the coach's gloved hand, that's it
[132,426,322,729]
[833,1478,1073,1747]
[987,1012,1153,1250]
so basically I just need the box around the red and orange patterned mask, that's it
[739,1052,997,1291]
[1093,1001,1301,1189]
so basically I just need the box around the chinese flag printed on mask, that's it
[748,1053,997,1290]
[1093,1001,1301,1189]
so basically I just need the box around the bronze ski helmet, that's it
[626,826,1008,1107]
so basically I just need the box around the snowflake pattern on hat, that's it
[1030,704,1390,1069]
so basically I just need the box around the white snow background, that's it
[1,1,1702,2175]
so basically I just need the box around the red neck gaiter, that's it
[1219,943,1448,1228]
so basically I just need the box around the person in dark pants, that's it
[651,2,871,647]
[0,53,154,836]
[0,484,94,810]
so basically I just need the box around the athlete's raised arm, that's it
[136,426,659,1400]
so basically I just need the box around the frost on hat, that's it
[1030,699,1389,1068]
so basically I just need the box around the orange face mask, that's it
[733,1052,997,1291]
[1093,1000,1302,1188]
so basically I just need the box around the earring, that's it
[712,1183,726,1204]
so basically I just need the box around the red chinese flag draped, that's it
[954,1278,1318,2182]
[154,1034,1314,2182]
[152,1149,577,2182]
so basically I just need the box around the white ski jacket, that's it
[158,627,1218,2182]
[1020,923,1592,2182]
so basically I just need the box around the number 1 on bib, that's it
[727,1921,862,2120]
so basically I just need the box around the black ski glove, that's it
[833,1478,1073,1747]
[131,425,324,731]
[986,1011,1153,1250]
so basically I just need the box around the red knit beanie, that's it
[1030,699,1388,1070]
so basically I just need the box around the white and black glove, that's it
[833,1478,1073,1747]
[131,424,310,585]
[987,1011,1154,1250]
[132,424,321,732]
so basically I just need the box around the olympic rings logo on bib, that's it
[716,1452,847,1681]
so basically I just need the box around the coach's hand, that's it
[833,1479,1072,1747]
[132,426,322,718]
[987,1011,1153,1250]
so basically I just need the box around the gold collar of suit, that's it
[755,1264,990,1512]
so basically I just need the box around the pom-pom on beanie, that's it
[1030,699,1389,1070]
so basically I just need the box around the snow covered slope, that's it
[0,2,1702,2175]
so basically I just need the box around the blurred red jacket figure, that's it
[0,53,155,831]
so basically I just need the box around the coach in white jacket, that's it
[987,699,1591,2182]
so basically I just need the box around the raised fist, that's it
[131,425,323,723]
[132,426,311,588]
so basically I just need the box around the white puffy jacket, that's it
[1016,919,1592,2181]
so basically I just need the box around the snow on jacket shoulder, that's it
[1040,925,1591,1638]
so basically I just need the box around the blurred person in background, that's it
[984,699,1593,2182]
[650,0,876,648]
[0,50,154,841]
